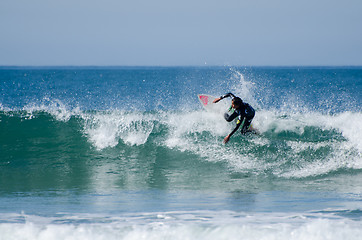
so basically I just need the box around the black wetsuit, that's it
[220,93,255,134]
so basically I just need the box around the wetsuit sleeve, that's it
[224,111,238,122]
[220,92,236,100]
[228,119,243,138]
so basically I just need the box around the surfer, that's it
[213,93,255,144]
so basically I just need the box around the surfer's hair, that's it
[232,97,243,106]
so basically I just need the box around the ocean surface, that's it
[0,66,361,239]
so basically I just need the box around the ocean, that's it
[0,66,361,239]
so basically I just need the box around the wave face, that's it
[1,67,361,239]
[1,109,361,191]
[1,67,361,193]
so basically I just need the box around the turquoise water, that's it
[0,67,361,239]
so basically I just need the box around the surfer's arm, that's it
[224,121,242,144]
[221,92,236,99]
[213,97,222,103]
[224,112,238,122]
[213,93,236,103]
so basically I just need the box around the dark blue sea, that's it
[1,66,361,239]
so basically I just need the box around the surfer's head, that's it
[232,97,243,109]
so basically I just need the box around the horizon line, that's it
[1,65,362,68]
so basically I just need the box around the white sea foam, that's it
[162,106,362,178]
[81,111,157,149]
[164,110,229,150]
[0,103,11,112]
[0,211,361,240]
[321,111,362,152]
[229,68,258,107]
[22,98,80,122]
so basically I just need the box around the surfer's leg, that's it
[241,107,255,134]
[241,118,253,134]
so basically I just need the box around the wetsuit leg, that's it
[241,117,253,133]
[241,107,255,134]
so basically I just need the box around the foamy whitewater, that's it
[0,66,361,239]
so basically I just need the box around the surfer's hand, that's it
[213,98,221,103]
[223,135,230,144]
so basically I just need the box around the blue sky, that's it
[1,0,361,66]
